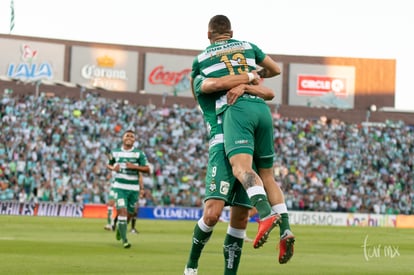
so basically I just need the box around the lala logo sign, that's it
[297,75,347,97]
[22,45,38,62]
[7,44,53,80]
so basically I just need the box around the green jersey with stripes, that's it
[192,58,252,209]
[108,146,148,191]
[191,38,267,114]
[192,74,224,147]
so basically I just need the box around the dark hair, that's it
[208,15,232,35]
[123,129,135,136]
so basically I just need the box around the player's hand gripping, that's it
[227,71,260,105]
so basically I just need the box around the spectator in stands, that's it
[0,93,412,216]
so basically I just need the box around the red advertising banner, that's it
[396,215,414,228]
[83,204,114,219]
[296,75,347,96]
[288,63,355,108]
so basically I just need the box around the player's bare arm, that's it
[243,83,274,100]
[106,164,119,171]
[190,76,197,101]
[226,83,275,105]
[257,55,281,78]
[200,71,260,94]
[125,162,150,174]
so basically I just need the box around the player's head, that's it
[122,129,135,148]
[208,15,233,42]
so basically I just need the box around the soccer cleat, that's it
[104,224,112,231]
[183,266,198,275]
[130,228,139,234]
[253,213,281,249]
[123,242,131,249]
[115,228,121,241]
[278,229,295,264]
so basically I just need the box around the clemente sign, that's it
[297,75,347,96]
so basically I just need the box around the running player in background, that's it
[105,167,146,233]
[106,130,150,248]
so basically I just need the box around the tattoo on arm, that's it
[257,69,267,78]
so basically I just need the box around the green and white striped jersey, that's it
[191,39,266,79]
[108,146,148,191]
[191,38,267,115]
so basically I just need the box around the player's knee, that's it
[230,215,248,228]
[203,212,221,226]
[231,165,246,179]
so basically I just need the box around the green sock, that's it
[186,223,212,269]
[107,207,113,224]
[223,234,244,275]
[279,213,291,235]
[131,217,136,230]
[118,218,128,243]
[113,216,118,228]
[250,194,272,219]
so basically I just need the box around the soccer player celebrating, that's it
[186,14,295,271]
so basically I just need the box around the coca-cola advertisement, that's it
[144,53,193,97]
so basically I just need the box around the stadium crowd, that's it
[0,93,413,215]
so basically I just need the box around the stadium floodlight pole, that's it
[76,84,86,100]
[366,109,371,123]
[274,103,281,115]
[80,86,86,100]
[76,83,95,100]
[35,80,41,98]
[366,104,377,123]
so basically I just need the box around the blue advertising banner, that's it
[137,206,259,222]
[138,206,203,220]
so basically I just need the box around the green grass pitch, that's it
[0,215,413,274]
